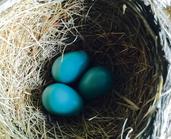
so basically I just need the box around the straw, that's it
[0,0,162,138]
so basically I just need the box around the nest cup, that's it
[0,0,165,139]
[67,0,163,138]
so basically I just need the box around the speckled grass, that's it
[0,0,163,139]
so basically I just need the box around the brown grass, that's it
[0,0,162,138]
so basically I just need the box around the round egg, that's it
[51,51,89,83]
[42,83,83,116]
[78,66,113,100]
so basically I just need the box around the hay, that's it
[0,0,83,138]
[0,0,163,139]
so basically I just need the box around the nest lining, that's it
[52,1,162,138]
[0,0,163,139]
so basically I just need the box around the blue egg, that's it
[78,66,113,100]
[42,83,83,116]
[51,51,89,83]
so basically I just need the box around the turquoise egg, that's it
[78,66,113,100]
[42,83,83,116]
[51,51,89,83]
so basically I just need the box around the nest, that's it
[0,0,164,138]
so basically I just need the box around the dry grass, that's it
[0,0,163,139]
[0,0,83,138]
[164,6,171,19]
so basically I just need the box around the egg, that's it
[42,83,83,116]
[51,51,89,83]
[78,66,113,100]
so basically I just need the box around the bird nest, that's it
[0,0,164,138]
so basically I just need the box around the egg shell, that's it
[42,83,83,116]
[51,51,89,83]
[78,66,113,100]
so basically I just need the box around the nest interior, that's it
[40,0,163,138]
[0,0,163,139]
